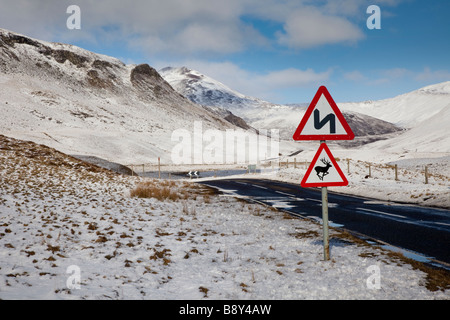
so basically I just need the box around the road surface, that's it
[199,178,450,267]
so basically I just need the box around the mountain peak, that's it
[159,66,269,110]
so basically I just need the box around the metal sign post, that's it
[320,140,330,261]
[321,186,330,261]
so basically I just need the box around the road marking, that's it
[269,201,296,209]
[357,208,406,219]
[275,190,295,197]
[252,185,268,190]
[435,221,450,227]
[306,198,322,203]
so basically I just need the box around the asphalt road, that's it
[198,178,450,267]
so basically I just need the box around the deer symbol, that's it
[315,158,332,180]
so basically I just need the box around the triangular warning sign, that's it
[301,143,348,187]
[293,86,354,141]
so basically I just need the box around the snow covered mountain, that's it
[339,82,450,128]
[0,29,239,165]
[338,82,450,154]
[160,67,450,154]
[358,103,450,154]
[160,66,403,141]
[160,66,273,110]
[158,66,260,131]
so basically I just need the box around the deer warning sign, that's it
[293,86,354,141]
[301,143,348,187]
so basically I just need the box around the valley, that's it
[0,28,449,300]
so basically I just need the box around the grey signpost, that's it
[320,141,330,261]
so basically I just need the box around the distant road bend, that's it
[198,178,450,267]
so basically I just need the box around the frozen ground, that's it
[0,135,449,300]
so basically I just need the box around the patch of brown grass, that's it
[289,230,320,239]
[130,180,179,201]
[199,286,209,298]
[149,248,172,265]
[130,179,217,202]
[384,251,450,292]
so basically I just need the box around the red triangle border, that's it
[301,143,348,187]
[293,86,355,141]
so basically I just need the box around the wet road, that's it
[198,178,450,267]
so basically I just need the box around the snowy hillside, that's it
[339,82,450,128]
[358,103,450,154]
[160,67,402,141]
[340,82,450,154]
[0,29,238,165]
[1,134,448,299]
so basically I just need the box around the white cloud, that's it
[0,0,370,56]
[277,6,365,48]
[382,68,411,79]
[258,68,332,89]
[414,67,450,82]
[344,70,367,81]
[342,67,450,87]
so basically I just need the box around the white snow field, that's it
[0,135,448,300]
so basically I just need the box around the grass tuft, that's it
[130,180,179,201]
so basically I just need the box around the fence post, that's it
[394,164,398,181]
[424,165,428,184]
[294,158,297,169]
[347,159,350,174]
[131,165,134,177]
[368,163,371,178]
[158,157,161,179]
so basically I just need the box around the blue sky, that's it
[0,0,449,104]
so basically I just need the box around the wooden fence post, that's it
[158,157,161,179]
[394,164,398,181]
[424,165,428,184]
